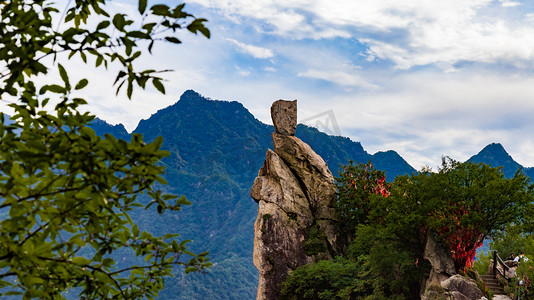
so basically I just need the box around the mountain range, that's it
[90,90,533,299]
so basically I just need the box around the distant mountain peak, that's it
[478,143,508,155]
[180,89,206,103]
[90,118,130,140]
[468,142,522,178]
[471,142,514,163]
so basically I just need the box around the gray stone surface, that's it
[424,233,456,275]
[251,101,339,299]
[251,150,314,300]
[271,100,297,136]
[421,234,457,299]
[441,275,484,300]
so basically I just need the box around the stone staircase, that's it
[481,274,506,295]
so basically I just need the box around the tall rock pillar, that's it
[251,100,339,300]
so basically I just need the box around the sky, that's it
[6,0,534,170]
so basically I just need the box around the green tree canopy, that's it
[283,158,534,299]
[0,0,210,298]
[388,158,533,270]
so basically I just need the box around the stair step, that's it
[485,283,501,287]
[481,274,507,295]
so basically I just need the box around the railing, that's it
[493,250,510,280]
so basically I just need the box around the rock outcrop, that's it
[251,100,339,300]
[421,234,486,300]
[421,233,457,299]
[441,275,485,300]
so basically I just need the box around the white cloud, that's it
[9,0,534,172]
[298,69,378,89]
[226,38,274,59]
[325,71,534,169]
[189,0,534,69]
[234,66,251,76]
[499,0,521,7]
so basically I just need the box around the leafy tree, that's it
[388,158,533,271]
[473,251,492,276]
[489,227,534,262]
[284,158,534,299]
[335,161,389,237]
[0,0,210,298]
[280,258,365,300]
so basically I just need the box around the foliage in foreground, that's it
[280,258,364,300]
[0,0,211,298]
[282,159,534,299]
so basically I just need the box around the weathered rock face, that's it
[270,100,297,136]
[421,234,486,300]
[271,132,339,251]
[421,233,457,300]
[441,275,484,300]
[424,233,456,276]
[251,100,339,300]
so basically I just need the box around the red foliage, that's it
[436,203,484,270]
[346,163,390,198]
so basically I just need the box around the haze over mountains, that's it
[90,90,532,299]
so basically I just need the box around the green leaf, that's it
[164,37,181,44]
[102,258,115,267]
[152,79,165,94]
[40,84,66,94]
[151,4,170,16]
[114,71,127,85]
[96,20,110,30]
[80,51,87,63]
[96,55,103,67]
[113,14,126,31]
[72,257,91,265]
[133,224,140,237]
[139,0,148,14]
[58,63,70,88]
[187,19,210,38]
[75,79,89,90]
[128,31,149,39]
[130,51,142,61]
[145,253,154,262]
[127,79,133,99]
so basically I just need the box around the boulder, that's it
[441,275,484,300]
[271,100,297,136]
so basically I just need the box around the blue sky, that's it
[6,0,534,169]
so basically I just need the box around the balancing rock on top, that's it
[271,100,297,136]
